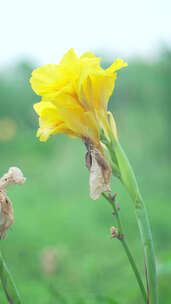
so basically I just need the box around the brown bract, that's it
[84,138,111,200]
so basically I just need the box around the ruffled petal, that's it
[80,51,96,59]
[54,97,95,141]
[34,102,67,141]
[79,70,116,111]
[30,64,76,99]
[60,48,78,65]
[79,58,127,113]
[106,58,128,73]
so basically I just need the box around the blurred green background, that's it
[0,49,170,304]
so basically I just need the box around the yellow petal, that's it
[34,101,61,120]
[106,58,128,73]
[79,70,116,112]
[30,64,76,99]
[89,72,116,109]
[83,111,100,142]
[79,58,127,113]
[54,100,91,139]
[33,102,67,141]
[80,51,95,59]
[80,52,101,61]
[30,64,60,95]
[60,48,78,65]
[51,93,99,142]
[95,109,111,142]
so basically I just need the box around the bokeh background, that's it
[0,1,171,303]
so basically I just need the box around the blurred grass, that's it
[0,50,171,303]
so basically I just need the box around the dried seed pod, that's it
[110,226,119,238]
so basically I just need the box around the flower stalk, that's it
[105,135,158,304]
[103,193,148,303]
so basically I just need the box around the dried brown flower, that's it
[0,167,26,239]
[84,138,111,200]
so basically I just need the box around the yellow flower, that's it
[30,48,127,145]
[30,49,127,200]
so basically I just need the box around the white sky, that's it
[1,0,171,66]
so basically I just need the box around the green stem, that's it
[107,139,158,304]
[103,193,148,303]
[0,250,22,304]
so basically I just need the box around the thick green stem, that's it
[0,250,22,304]
[103,193,148,303]
[107,139,158,304]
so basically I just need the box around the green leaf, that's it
[0,251,22,304]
